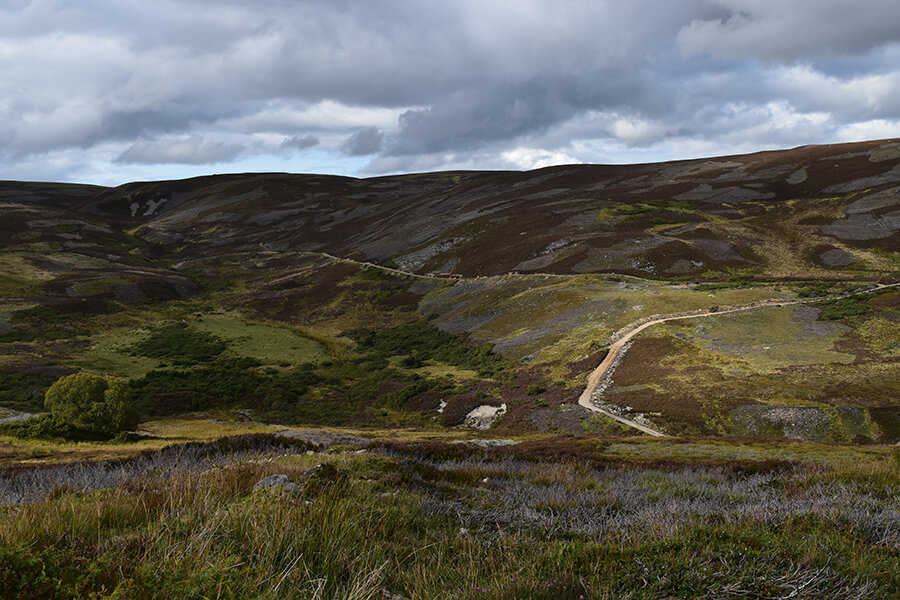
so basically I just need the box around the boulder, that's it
[253,474,301,493]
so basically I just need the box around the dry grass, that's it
[1,434,897,598]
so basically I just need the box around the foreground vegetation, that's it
[0,432,898,599]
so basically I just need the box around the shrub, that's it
[0,372,59,411]
[349,323,509,377]
[0,413,105,441]
[44,372,139,435]
[400,355,425,368]
[819,296,868,321]
[130,321,227,365]
[356,266,390,280]
[797,284,831,298]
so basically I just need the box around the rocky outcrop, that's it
[253,474,301,493]
[464,404,506,429]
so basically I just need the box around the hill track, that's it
[309,251,665,284]
[309,250,897,437]
[577,282,900,436]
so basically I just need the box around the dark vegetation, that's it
[797,282,833,298]
[0,373,59,412]
[0,305,94,342]
[129,359,342,423]
[1,373,138,441]
[0,414,108,442]
[130,321,228,365]
[818,295,870,321]
[119,323,507,427]
[350,323,509,377]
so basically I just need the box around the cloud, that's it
[677,0,900,61]
[116,137,243,165]
[341,127,383,156]
[1,0,900,183]
[500,148,581,170]
[280,135,319,152]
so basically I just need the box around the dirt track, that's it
[576,282,900,437]
[307,250,899,438]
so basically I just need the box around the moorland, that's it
[0,138,898,598]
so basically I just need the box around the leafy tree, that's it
[44,372,139,435]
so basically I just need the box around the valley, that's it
[0,139,898,599]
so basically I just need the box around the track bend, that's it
[301,250,898,438]
[577,282,900,437]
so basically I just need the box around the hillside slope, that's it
[3,138,899,281]
[0,139,898,441]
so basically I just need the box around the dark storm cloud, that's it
[2,0,900,182]
[386,69,662,156]
[678,0,900,61]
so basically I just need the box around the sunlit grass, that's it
[193,315,327,365]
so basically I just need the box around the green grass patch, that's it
[667,305,854,373]
[857,317,900,356]
[596,199,694,222]
[193,316,326,366]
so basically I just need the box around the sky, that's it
[3,0,900,186]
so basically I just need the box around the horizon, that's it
[8,136,898,188]
[3,2,900,186]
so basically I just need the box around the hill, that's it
[0,139,898,441]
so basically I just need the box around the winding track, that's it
[576,282,900,436]
[302,250,899,437]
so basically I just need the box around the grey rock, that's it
[253,474,301,493]
[845,187,899,214]
[786,167,808,184]
[869,142,900,162]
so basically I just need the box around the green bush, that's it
[400,355,425,368]
[0,329,40,343]
[0,413,109,441]
[131,321,227,364]
[376,377,450,410]
[356,266,390,280]
[797,283,831,298]
[129,361,335,423]
[819,296,868,321]
[349,324,509,377]
[44,372,139,435]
